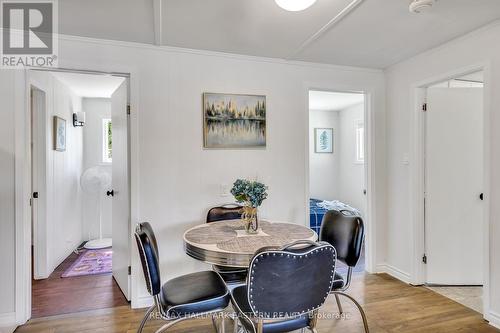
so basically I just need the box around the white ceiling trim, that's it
[153,0,162,46]
[56,32,383,73]
[288,0,364,60]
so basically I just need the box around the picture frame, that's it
[53,116,66,151]
[314,128,333,153]
[203,92,266,149]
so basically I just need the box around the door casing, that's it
[409,63,491,320]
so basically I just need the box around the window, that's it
[102,119,112,163]
[356,120,364,163]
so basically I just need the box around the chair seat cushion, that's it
[231,286,310,333]
[213,265,248,283]
[160,271,229,317]
[331,271,346,290]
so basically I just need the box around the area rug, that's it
[62,248,113,278]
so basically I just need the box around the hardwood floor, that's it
[32,249,129,318]
[19,272,499,333]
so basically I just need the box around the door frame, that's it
[409,63,491,318]
[14,66,140,325]
[304,85,377,274]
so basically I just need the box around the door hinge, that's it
[128,266,131,275]
[422,103,427,112]
[422,254,427,264]
[127,105,131,115]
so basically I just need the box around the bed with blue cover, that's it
[309,198,361,235]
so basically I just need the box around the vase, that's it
[242,206,259,234]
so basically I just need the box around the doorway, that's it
[28,69,131,318]
[307,90,367,274]
[422,71,485,313]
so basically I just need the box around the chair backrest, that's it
[247,241,336,318]
[319,210,364,267]
[134,222,162,296]
[206,204,243,223]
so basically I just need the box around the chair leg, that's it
[334,293,344,314]
[332,291,370,333]
[137,305,155,333]
[154,317,187,333]
[212,314,226,333]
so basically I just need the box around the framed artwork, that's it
[314,128,333,153]
[203,93,266,149]
[53,116,66,151]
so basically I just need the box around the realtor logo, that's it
[1,0,58,68]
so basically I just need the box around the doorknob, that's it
[479,193,484,201]
[107,190,114,197]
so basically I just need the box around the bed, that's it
[309,198,361,235]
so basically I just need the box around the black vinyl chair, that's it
[231,240,337,333]
[134,222,230,333]
[320,210,369,333]
[206,204,248,284]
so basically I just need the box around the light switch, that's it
[402,153,410,165]
[220,184,230,197]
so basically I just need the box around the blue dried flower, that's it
[231,179,268,208]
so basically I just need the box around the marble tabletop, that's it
[183,219,317,268]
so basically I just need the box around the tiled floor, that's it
[426,285,483,313]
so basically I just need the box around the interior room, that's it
[309,90,366,272]
[2,1,500,333]
[28,70,129,318]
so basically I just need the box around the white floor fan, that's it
[81,166,113,249]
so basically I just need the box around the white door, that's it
[425,87,483,285]
[111,80,131,300]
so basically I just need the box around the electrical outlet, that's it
[220,184,230,197]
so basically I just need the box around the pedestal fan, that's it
[81,166,112,249]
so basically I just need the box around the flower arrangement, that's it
[231,179,268,208]
[231,179,268,233]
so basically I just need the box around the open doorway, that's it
[423,71,485,314]
[308,90,367,273]
[29,70,131,318]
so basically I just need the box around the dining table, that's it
[183,219,318,268]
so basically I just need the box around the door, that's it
[425,87,483,285]
[111,80,131,300]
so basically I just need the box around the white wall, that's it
[28,71,85,279]
[0,35,386,322]
[309,110,339,200]
[0,70,16,316]
[385,21,500,325]
[338,103,365,215]
[82,98,112,240]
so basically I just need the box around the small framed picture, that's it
[314,128,333,153]
[53,116,66,151]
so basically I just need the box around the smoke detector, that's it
[409,0,435,13]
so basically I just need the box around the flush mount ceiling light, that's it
[409,0,435,13]
[275,0,317,12]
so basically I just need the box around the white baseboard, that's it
[0,312,17,333]
[486,311,500,329]
[376,263,411,284]
[133,295,153,309]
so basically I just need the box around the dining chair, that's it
[320,210,369,333]
[230,240,337,333]
[206,204,248,284]
[134,222,230,333]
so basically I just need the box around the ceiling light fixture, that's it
[409,0,435,13]
[275,0,317,12]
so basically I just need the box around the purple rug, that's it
[62,248,113,278]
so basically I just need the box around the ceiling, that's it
[52,72,125,98]
[309,90,364,111]
[58,0,500,69]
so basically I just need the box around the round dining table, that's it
[183,219,317,268]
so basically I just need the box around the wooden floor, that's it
[19,272,499,333]
[32,249,129,318]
